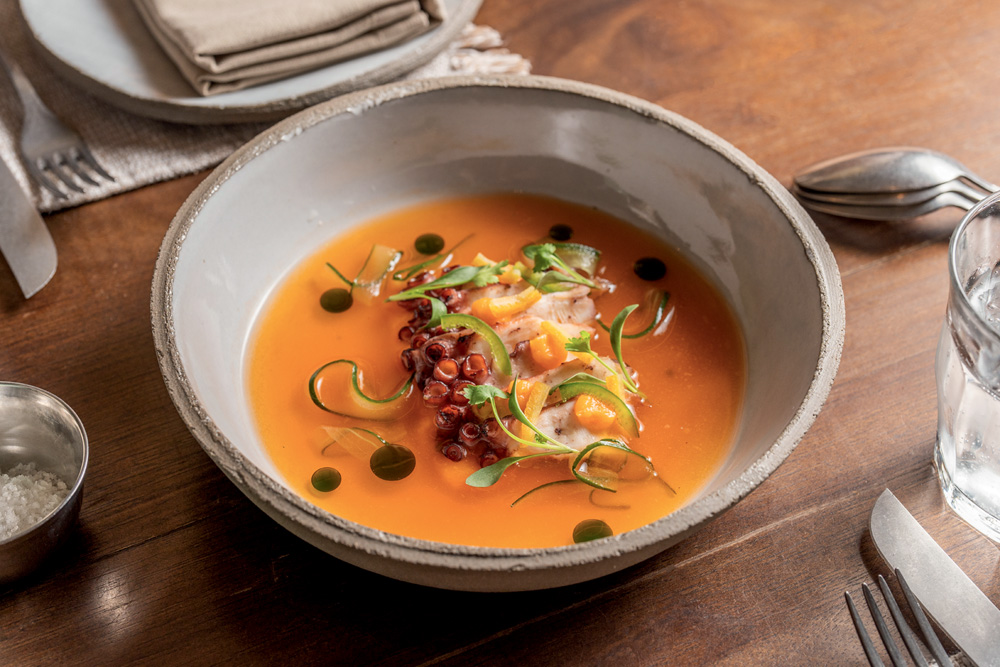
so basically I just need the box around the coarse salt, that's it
[0,463,69,540]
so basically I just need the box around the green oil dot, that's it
[573,519,613,543]
[370,444,416,481]
[311,467,342,492]
[320,288,353,313]
[415,233,445,255]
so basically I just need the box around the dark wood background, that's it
[3,0,999,664]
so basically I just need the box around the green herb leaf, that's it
[608,305,644,396]
[563,332,620,378]
[425,297,448,329]
[465,453,553,487]
[387,262,508,302]
[326,262,356,290]
[510,479,579,506]
[522,243,597,288]
[560,372,607,386]
[469,261,509,287]
[463,383,508,406]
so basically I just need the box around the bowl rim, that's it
[0,381,89,546]
[150,74,845,574]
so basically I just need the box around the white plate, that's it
[18,0,481,124]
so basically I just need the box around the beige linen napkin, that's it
[134,0,447,96]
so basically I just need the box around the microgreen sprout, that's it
[386,262,509,302]
[461,379,654,491]
[522,243,597,290]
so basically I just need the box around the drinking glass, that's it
[935,191,1000,543]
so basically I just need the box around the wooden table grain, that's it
[3,1,999,664]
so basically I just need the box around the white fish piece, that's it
[524,285,596,324]
[518,401,619,453]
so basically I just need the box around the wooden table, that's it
[4,0,999,663]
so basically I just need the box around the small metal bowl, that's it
[0,382,88,585]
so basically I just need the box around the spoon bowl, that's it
[794,189,977,221]
[793,178,987,209]
[794,147,998,195]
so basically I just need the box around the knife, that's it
[870,489,1000,666]
[0,155,56,298]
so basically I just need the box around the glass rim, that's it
[949,190,1000,342]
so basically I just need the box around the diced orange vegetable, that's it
[473,253,523,284]
[574,394,617,433]
[539,321,590,362]
[470,286,540,324]
[605,373,626,402]
[529,334,564,370]
[507,378,533,409]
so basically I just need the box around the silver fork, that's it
[0,53,113,199]
[846,568,951,666]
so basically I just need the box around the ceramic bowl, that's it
[151,75,844,592]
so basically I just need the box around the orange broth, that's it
[247,193,746,548]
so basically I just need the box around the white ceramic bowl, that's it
[151,75,844,592]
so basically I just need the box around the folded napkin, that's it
[134,0,447,96]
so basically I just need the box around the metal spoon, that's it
[796,190,978,221]
[791,178,987,208]
[794,147,999,195]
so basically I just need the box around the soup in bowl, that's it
[151,75,844,591]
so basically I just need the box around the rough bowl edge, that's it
[149,74,845,590]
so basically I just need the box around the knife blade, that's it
[0,155,56,298]
[870,489,1000,666]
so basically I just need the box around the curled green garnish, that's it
[309,359,414,420]
[598,291,670,339]
[462,380,655,491]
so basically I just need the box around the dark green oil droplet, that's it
[548,224,573,241]
[415,233,445,255]
[320,288,353,313]
[633,257,667,281]
[370,444,416,481]
[573,519,613,543]
[311,467,342,492]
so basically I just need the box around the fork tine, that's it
[895,569,951,666]
[846,591,887,667]
[43,156,84,194]
[876,575,929,666]
[25,159,67,199]
[862,583,908,667]
[64,151,99,186]
[77,145,113,182]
